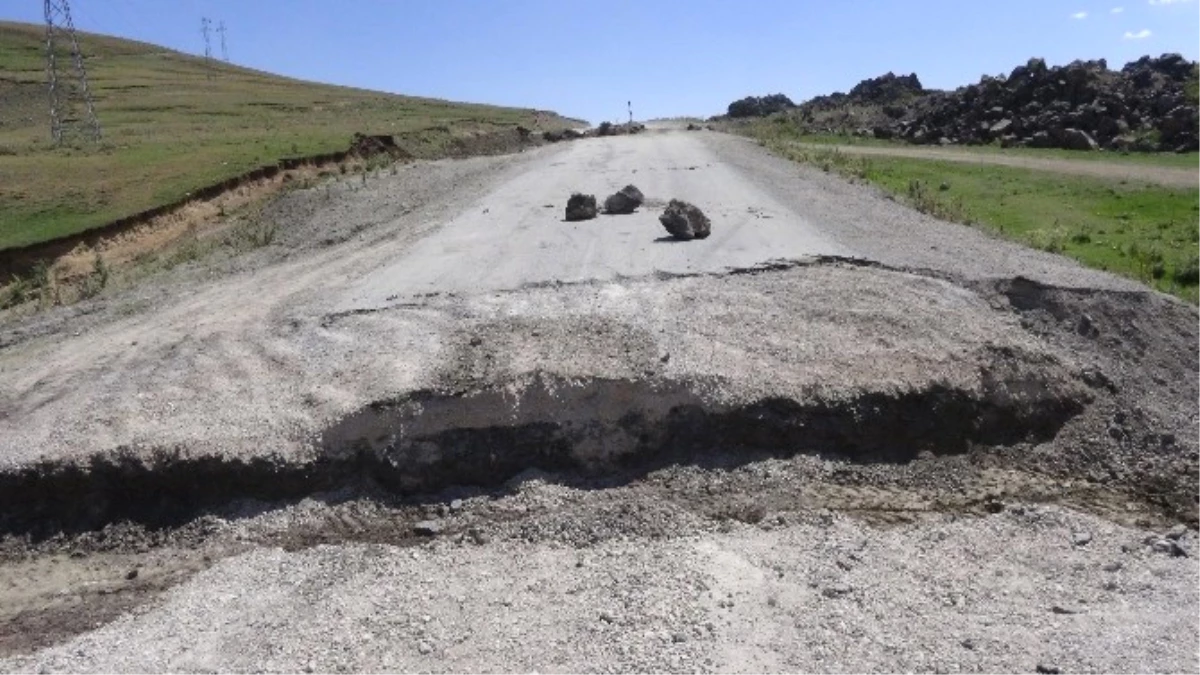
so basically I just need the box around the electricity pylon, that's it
[44,0,101,144]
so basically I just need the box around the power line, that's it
[217,20,228,62]
[200,16,213,78]
[44,0,102,144]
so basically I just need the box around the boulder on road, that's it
[603,185,645,214]
[565,193,598,221]
[659,199,711,240]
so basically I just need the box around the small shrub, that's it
[1030,230,1065,254]
[0,275,32,309]
[1185,64,1199,106]
[166,238,204,268]
[226,220,278,250]
[80,254,110,299]
[27,260,54,307]
[1173,256,1200,285]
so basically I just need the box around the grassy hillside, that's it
[0,21,573,251]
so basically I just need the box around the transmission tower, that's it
[217,21,228,62]
[201,17,213,78]
[43,0,101,144]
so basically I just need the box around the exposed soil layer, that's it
[0,363,1086,538]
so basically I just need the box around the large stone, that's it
[1062,128,1099,151]
[565,193,598,221]
[658,199,711,240]
[1028,130,1056,148]
[603,185,645,215]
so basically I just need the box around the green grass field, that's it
[747,129,1200,303]
[0,21,575,251]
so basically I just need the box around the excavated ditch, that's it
[0,368,1086,539]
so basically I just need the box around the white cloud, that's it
[1111,6,1124,12]
[1123,28,1153,38]
[1072,10,1089,17]
[1148,0,1192,5]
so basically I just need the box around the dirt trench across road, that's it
[0,128,1197,672]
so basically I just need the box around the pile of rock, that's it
[882,55,1199,152]
[726,93,797,118]
[735,54,1199,152]
[596,122,647,137]
[543,123,647,143]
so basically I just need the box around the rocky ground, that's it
[0,127,1196,672]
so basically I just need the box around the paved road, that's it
[340,132,850,310]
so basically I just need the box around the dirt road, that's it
[786,141,1200,188]
[0,129,1196,672]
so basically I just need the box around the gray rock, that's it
[658,199,712,240]
[1165,524,1188,540]
[1028,131,1055,148]
[413,520,442,536]
[990,119,1013,136]
[603,184,645,215]
[1072,531,1093,547]
[1150,537,1189,557]
[822,583,853,599]
[565,193,598,221]
[1062,128,1099,151]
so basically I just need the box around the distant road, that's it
[786,141,1200,189]
[337,132,851,310]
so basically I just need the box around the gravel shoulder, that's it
[0,129,1195,672]
[785,141,1200,188]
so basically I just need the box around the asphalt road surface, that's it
[340,131,850,309]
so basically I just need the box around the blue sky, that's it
[5,0,1198,123]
